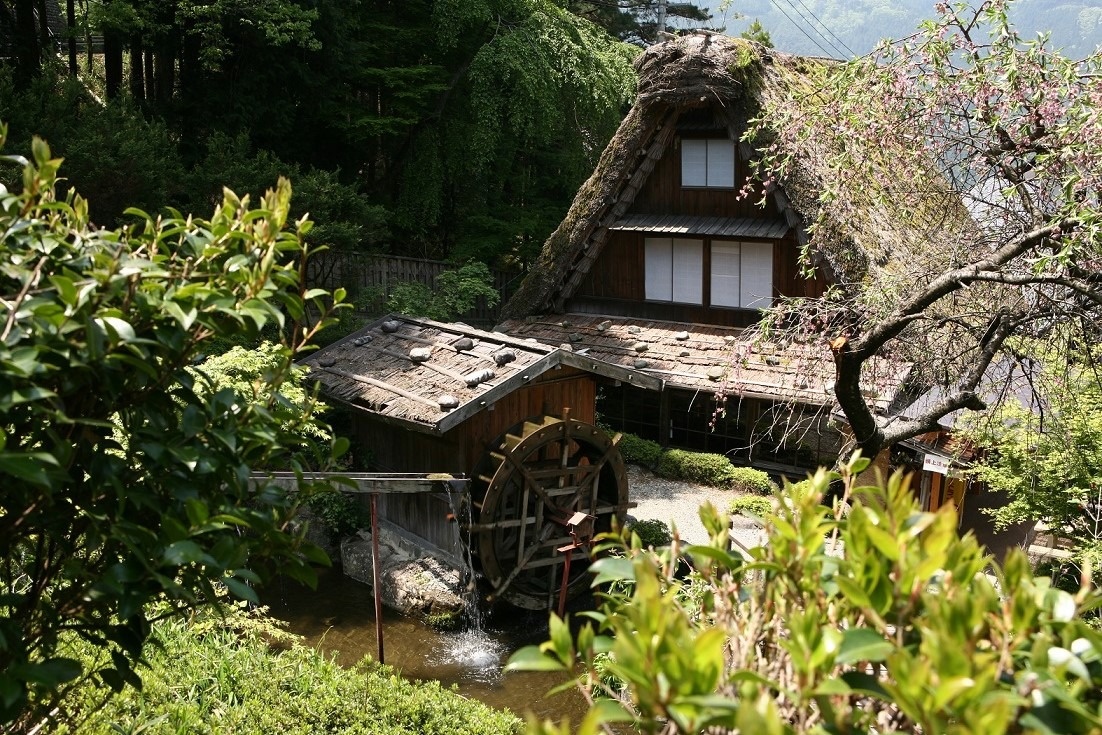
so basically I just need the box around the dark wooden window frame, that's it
[643,236,774,311]
[679,135,738,190]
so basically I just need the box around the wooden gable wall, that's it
[566,124,828,326]
[352,366,599,477]
[630,132,763,217]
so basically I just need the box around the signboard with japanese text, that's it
[922,453,951,475]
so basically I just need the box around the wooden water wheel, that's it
[467,414,629,610]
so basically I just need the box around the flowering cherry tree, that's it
[747,0,1102,458]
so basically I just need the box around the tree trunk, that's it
[129,33,144,100]
[104,29,123,99]
[13,0,40,89]
[177,27,201,157]
[833,347,887,460]
[144,44,155,100]
[154,42,176,105]
[66,0,77,76]
[83,0,92,72]
[34,0,48,50]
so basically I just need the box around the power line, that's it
[767,0,840,58]
[789,0,858,57]
[773,0,850,58]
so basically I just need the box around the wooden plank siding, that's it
[352,367,600,557]
[629,132,767,218]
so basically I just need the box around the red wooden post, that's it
[370,493,384,664]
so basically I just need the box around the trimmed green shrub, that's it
[729,495,772,519]
[729,467,776,495]
[656,449,739,486]
[627,518,673,548]
[617,432,664,466]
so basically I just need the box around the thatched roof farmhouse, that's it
[495,33,971,476]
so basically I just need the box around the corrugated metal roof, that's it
[497,313,911,412]
[610,214,789,239]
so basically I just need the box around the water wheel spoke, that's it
[470,415,628,609]
[501,448,557,510]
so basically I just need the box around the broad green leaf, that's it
[20,657,81,686]
[588,556,635,586]
[0,452,59,487]
[162,540,203,567]
[836,628,893,665]
[504,645,568,672]
[223,576,259,604]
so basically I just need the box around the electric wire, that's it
[767,0,841,58]
[789,0,858,57]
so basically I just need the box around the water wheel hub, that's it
[468,415,628,610]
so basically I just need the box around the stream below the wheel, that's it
[264,567,594,725]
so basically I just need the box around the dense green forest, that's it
[0,0,639,268]
[5,0,1095,273]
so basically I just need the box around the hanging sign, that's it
[922,453,951,475]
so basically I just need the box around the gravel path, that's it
[625,464,767,552]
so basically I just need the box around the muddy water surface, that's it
[265,568,593,724]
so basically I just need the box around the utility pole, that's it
[656,0,667,36]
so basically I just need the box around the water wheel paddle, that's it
[468,414,629,610]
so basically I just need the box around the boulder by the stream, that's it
[341,527,468,623]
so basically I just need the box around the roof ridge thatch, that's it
[500,32,974,321]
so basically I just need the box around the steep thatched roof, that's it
[299,314,660,434]
[499,33,973,320]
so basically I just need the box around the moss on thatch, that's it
[500,32,975,321]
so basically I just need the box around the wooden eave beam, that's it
[252,471,466,494]
[435,353,562,434]
[557,350,663,391]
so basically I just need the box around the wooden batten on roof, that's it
[299,314,660,435]
[497,313,911,412]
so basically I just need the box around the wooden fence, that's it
[306,251,519,325]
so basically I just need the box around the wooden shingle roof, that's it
[300,314,660,434]
[609,214,789,239]
[497,313,910,412]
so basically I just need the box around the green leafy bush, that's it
[307,491,371,544]
[728,467,775,495]
[728,495,772,519]
[616,432,664,466]
[54,605,521,735]
[511,453,1102,735]
[627,518,672,548]
[386,262,500,321]
[656,449,738,486]
[0,130,347,729]
[187,131,388,252]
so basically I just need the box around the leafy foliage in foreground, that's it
[49,604,522,735]
[0,129,346,730]
[510,455,1102,734]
